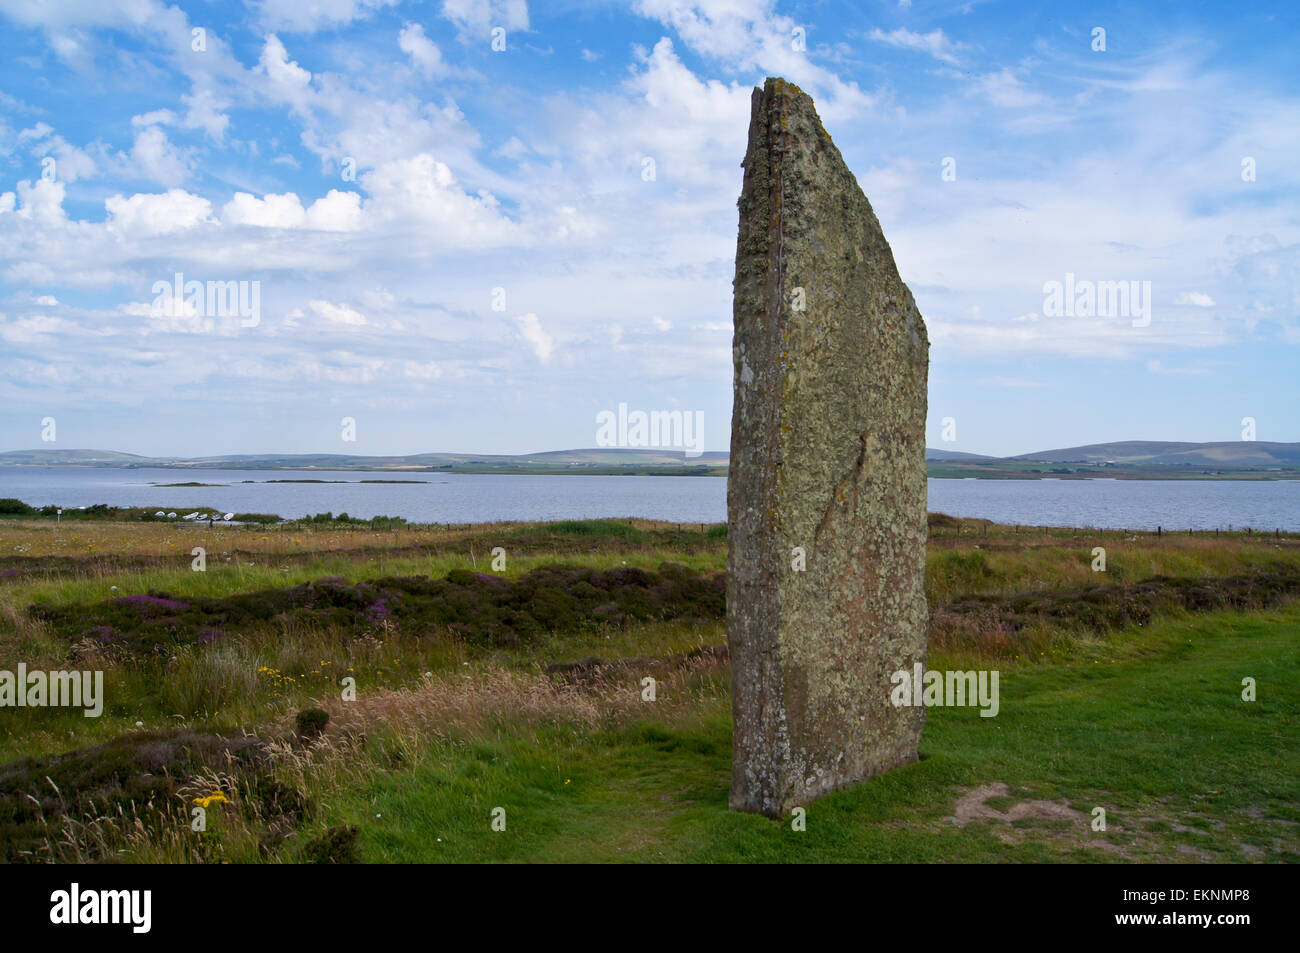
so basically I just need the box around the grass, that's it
[0,515,1296,863]
[311,605,1298,863]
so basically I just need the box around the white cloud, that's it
[121,290,218,335]
[16,122,55,144]
[632,0,874,119]
[289,72,491,186]
[0,1,168,32]
[495,136,529,160]
[47,29,92,67]
[254,0,400,33]
[105,189,214,236]
[17,125,97,182]
[867,27,963,65]
[1175,291,1216,307]
[974,68,1046,109]
[221,190,362,231]
[441,0,529,41]
[514,312,553,362]
[180,87,231,141]
[130,125,190,186]
[361,154,524,246]
[399,22,447,78]
[222,191,307,228]
[131,109,177,128]
[257,34,313,111]
[309,299,368,325]
[304,190,364,231]
[14,178,67,225]
[634,0,777,62]
[607,38,753,189]
[0,313,81,343]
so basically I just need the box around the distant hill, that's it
[0,448,157,466]
[1012,441,1300,467]
[925,449,997,462]
[0,447,729,472]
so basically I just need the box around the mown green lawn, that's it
[316,605,1299,863]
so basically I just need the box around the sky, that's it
[0,0,1296,458]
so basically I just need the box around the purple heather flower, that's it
[114,594,191,614]
[363,598,395,625]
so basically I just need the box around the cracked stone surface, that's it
[728,77,930,817]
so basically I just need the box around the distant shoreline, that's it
[2,463,730,477]
[2,438,1298,480]
[2,463,1297,481]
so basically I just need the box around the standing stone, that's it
[728,77,929,817]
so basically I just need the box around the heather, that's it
[34,563,724,659]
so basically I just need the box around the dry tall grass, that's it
[28,652,729,864]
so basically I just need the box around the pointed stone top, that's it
[751,76,835,149]
[762,75,806,97]
[737,73,905,317]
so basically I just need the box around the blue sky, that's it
[0,0,1296,458]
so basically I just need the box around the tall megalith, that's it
[728,77,930,817]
